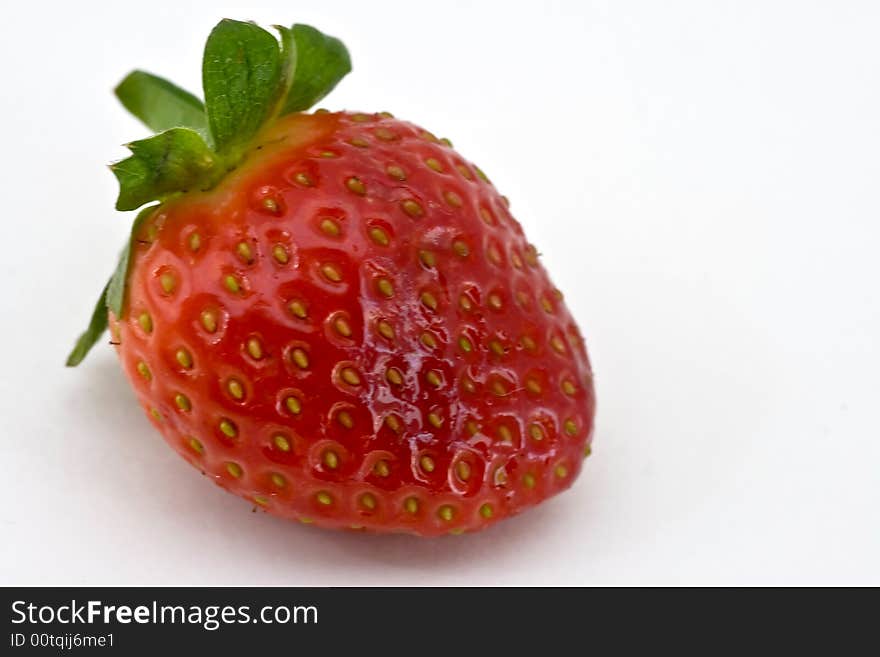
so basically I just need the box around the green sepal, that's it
[106,204,159,316]
[280,24,351,114]
[202,19,282,153]
[65,280,111,366]
[115,70,209,139]
[273,25,298,114]
[111,21,351,214]
[111,128,221,211]
[66,205,158,366]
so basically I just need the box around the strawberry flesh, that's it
[110,111,596,536]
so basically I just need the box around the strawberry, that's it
[68,19,596,536]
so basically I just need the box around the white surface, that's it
[1,0,878,586]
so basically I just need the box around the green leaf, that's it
[111,128,221,211]
[115,70,209,138]
[65,280,111,366]
[68,205,157,366]
[281,24,351,114]
[202,19,282,152]
[106,205,159,317]
[273,25,298,113]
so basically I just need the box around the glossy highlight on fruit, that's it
[68,20,596,536]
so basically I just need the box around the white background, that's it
[1,0,878,586]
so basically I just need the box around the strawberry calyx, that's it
[66,20,350,366]
[114,22,350,211]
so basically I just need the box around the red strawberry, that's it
[68,19,596,536]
